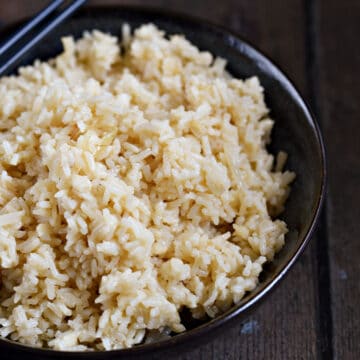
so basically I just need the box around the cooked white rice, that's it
[0,24,295,350]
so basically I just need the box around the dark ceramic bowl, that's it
[0,6,325,359]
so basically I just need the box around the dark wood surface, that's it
[0,1,359,359]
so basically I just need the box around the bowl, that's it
[0,6,326,359]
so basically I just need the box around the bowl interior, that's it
[0,6,325,357]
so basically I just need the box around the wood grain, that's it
[0,0,48,26]
[315,0,360,358]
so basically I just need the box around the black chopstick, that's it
[0,0,87,77]
[0,0,64,56]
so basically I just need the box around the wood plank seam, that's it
[304,0,334,358]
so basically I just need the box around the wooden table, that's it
[0,1,359,359]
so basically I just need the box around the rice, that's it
[0,24,295,350]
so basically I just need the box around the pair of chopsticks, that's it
[0,0,87,77]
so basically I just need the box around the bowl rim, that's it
[0,4,326,356]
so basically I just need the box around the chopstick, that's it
[0,0,87,77]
